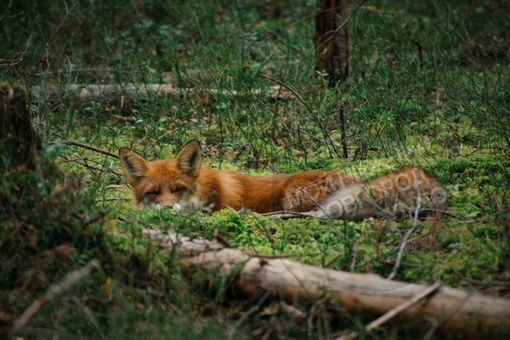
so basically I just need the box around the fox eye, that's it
[172,187,187,194]
[145,191,159,200]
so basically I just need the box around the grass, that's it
[1,0,509,338]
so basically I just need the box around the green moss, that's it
[3,0,510,337]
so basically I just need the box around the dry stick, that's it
[59,154,124,181]
[10,260,100,335]
[82,211,105,226]
[292,185,347,240]
[62,139,118,159]
[31,84,289,101]
[308,294,331,339]
[260,73,343,157]
[260,210,320,219]
[213,228,234,248]
[336,281,442,340]
[366,281,441,332]
[387,224,417,280]
[0,0,13,22]
[259,74,313,115]
[387,167,422,280]
[229,289,273,337]
[349,241,359,272]
[250,213,277,249]
[323,252,343,268]
[421,289,474,340]
[52,132,118,159]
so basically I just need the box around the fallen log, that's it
[145,228,510,339]
[30,83,291,100]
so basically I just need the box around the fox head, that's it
[119,140,203,209]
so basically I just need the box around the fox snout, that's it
[137,186,181,209]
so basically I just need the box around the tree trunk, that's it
[315,0,351,158]
[145,229,510,339]
[0,83,40,169]
[315,0,350,87]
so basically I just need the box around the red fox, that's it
[119,140,447,220]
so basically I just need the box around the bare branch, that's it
[387,167,423,280]
[10,260,100,335]
[52,132,119,159]
[144,228,510,339]
[337,281,442,339]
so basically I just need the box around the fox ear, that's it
[119,147,149,181]
[175,140,202,176]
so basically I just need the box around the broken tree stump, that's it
[0,83,41,169]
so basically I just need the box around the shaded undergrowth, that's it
[1,0,510,338]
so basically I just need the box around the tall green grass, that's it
[1,0,509,338]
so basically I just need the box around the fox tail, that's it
[317,167,447,220]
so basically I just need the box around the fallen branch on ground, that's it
[31,83,291,100]
[10,260,100,336]
[260,210,321,219]
[144,228,510,339]
[337,281,442,339]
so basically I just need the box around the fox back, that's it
[119,140,360,212]
[119,140,447,219]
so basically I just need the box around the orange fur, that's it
[119,140,447,219]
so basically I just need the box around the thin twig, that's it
[52,132,118,158]
[259,74,313,115]
[0,35,30,66]
[387,167,422,280]
[250,213,276,250]
[387,224,416,280]
[229,289,273,337]
[323,252,342,268]
[337,281,442,340]
[260,210,322,219]
[58,154,122,175]
[293,185,345,239]
[0,0,13,23]
[307,294,331,339]
[10,260,100,335]
[248,253,294,259]
[365,281,441,332]
[421,289,474,340]
[213,228,234,248]
[349,241,359,272]
[81,212,105,226]
[259,73,343,158]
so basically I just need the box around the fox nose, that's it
[157,188,178,207]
